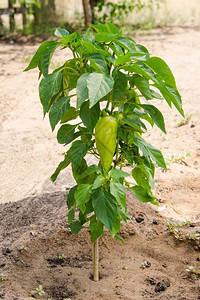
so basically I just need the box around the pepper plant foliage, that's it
[25,22,183,243]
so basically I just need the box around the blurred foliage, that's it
[1,0,162,36]
[11,0,40,9]
[91,0,161,24]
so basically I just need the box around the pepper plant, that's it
[25,22,184,281]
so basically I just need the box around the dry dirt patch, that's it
[1,191,200,300]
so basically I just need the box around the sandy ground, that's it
[0,26,200,299]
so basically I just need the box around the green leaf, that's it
[122,146,134,165]
[62,61,79,96]
[131,185,158,205]
[87,73,114,108]
[79,165,101,180]
[141,104,166,133]
[121,62,159,85]
[91,187,117,232]
[80,101,100,133]
[40,44,58,76]
[110,42,123,56]
[110,168,130,179]
[135,110,154,127]
[114,36,135,51]
[90,216,104,243]
[115,52,148,66]
[145,57,177,89]
[68,208,75,224]
[87,53,108,74]
[143,158,155,178]
[110,181,126,208]
[49,96,70,131]
[91,24,109,33]
[57,124,78,145]
[24,41,57,72]
[48,90,62,110]
[39,70,62,115]
[115,234,125,244]
[82,41,96,54]
[92,174,106,190]
[61,31,81,45]
[95,32,120,43]
[76,73,89,108]
[112,69,127,103]
[111,214,121,237]
[70,221,82,234]
[60,107,79,123]
[150,89,163,100]
[135,44,150,58]
[118,206,131,223]
[132,165,154,191]
[74,184,92,213]
[82,29,93,41]
[122,117,146,132]
[70,140,88,173]
[50,153,70,182]
[72,158,88,185]
[106,22,120,34]
[115,53,132,66]
[79,211,87,225]
[131,74,152,100]
[133,135,166,168]
[54,28,69,38]
[67,185,77,209]
[85,199,93,215]
[122,63,183,116]
[161,85,184,116]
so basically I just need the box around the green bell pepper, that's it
[95,116,118,173]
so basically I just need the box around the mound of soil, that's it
[0,190,200,300]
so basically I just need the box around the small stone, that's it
[162,263,168,268]
[141,261,151,269]
[2,248,12,256]
[135,216,144,223]
[147,277,156,285]
[116,291,121,295]
[145,261,151,268]
[155,282,166,292]
[67,272,72,276]
[0,293,5,299]
[155,280,170,292]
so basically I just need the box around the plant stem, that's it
[105,99,110,111]
[92,238,99,281]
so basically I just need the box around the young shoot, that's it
[30,285,45,297]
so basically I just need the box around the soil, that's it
[0,26,200,299]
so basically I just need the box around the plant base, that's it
[92,238,99,281]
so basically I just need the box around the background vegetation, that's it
[0,0,200,36]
